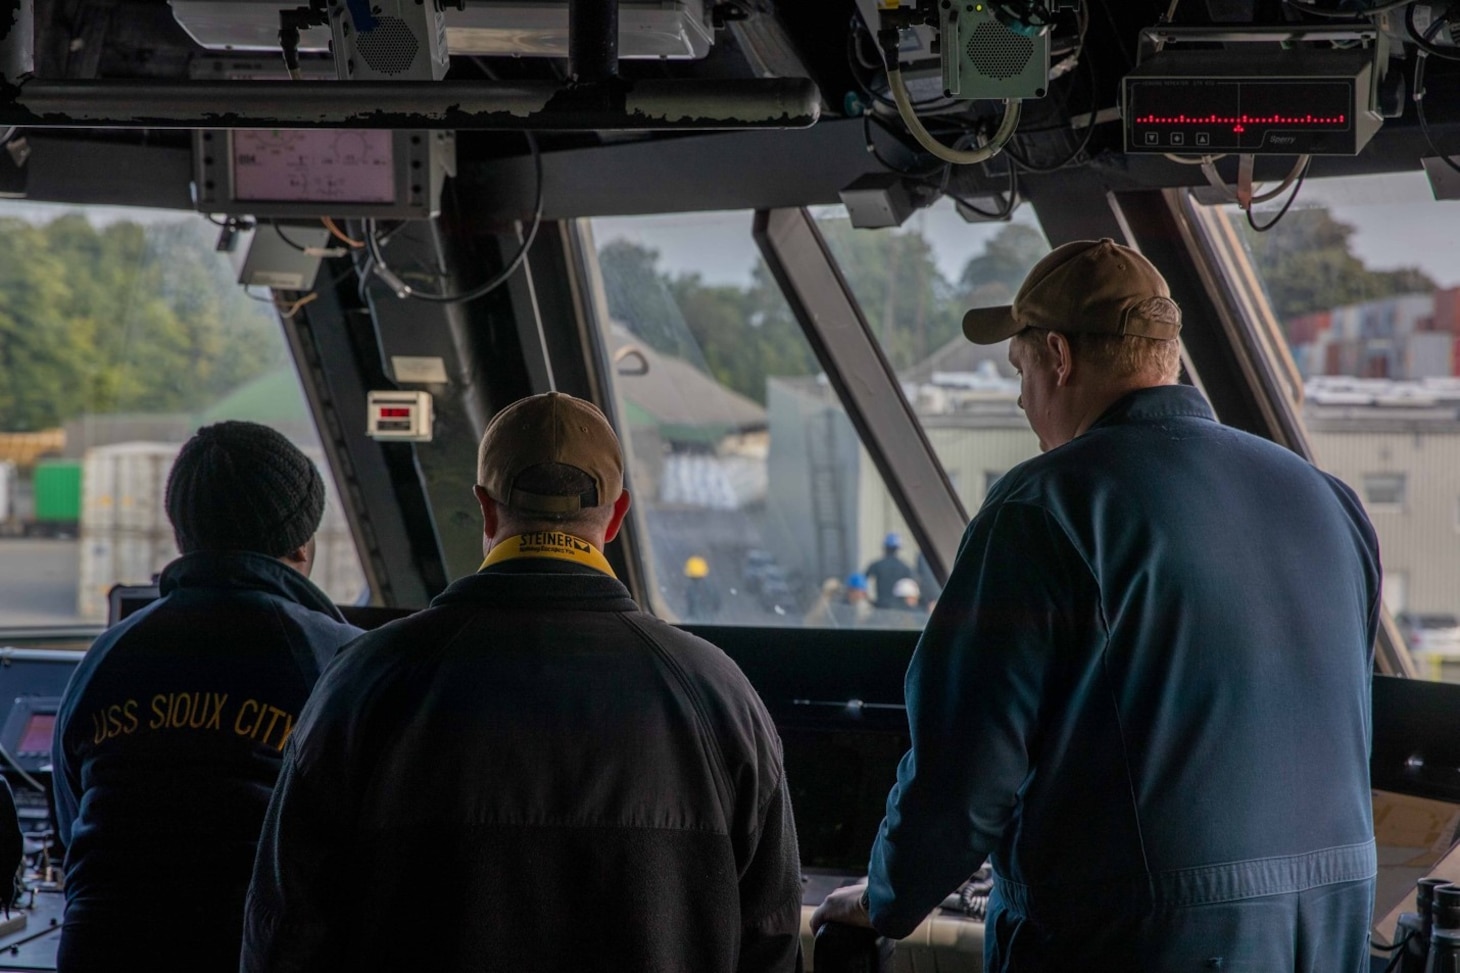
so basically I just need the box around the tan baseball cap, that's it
[477,392,624,515]
[961,238,1182,345]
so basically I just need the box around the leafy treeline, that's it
[600,220,1048,404]
[1237,208,1436,323]
[0,214,285,432]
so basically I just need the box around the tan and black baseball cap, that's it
[477,392,624,515]
[961,238,1182,345]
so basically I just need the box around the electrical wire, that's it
[1200,153,1311,204]
[0,744,46,794]
[888,67,1022,165]
[321,216,364,248]
[361,132,544,304]
[845,19,959,114]
[355,252,376,307]
[1246,157,1311,231]
[1378,931,1415,973]
[1004,32,1097,170]
[1407,1,1460,59]
[999,3,1096,172]
[863,111,953,178]
[1164,152,1228,164]
[1414,21,1460,173]
[931,161,1020,220]
[203,213,251,230]
[271,221,311,253]
[272,292,319,318]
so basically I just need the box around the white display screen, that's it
[232,130,397,204]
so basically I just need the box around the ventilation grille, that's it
[356,16,418,76]
[967,21,1032,81]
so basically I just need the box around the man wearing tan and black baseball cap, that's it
[245,392,803,973]
[815,242,1381,971]
[961,238,1184,452]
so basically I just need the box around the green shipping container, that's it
[33,459,82,523]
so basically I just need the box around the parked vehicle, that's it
[1397,613,1460,681]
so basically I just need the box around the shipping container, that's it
[0,461,15,527]
[32,459,82,531]
[81,443,180,534]
[77,528,178,621]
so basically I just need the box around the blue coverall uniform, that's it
[869,385,1381,972]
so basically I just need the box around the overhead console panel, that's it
[1123,28,1385,157]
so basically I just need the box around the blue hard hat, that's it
[846,573,868,591]
[884,532,902,549]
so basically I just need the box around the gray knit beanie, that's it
[165,421,326,557]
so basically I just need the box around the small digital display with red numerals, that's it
[378,407,412,419]
[1126,79,1355,154]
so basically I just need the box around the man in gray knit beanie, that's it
[164,420,327,564]
[51,420,361,973]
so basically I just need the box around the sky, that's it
[1287,172,1460,288]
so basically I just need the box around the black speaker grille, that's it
[967,21,1032,81]
[356,16,418,76]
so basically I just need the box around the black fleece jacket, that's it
[243,558,802,973]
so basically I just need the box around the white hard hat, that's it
[892,578,920,599]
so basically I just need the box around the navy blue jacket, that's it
[52,551,362,971]
[868,386,1381,970]
[243,558,802,973]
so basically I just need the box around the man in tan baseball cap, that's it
[965,238,1183,452]
[246,390,803,973]
[814,240,1381,972]
[472,390,631,562]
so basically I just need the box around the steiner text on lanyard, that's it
[479,532,617,578]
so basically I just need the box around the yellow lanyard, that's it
[479,532,617,578]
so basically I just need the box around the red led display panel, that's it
[378,407,412,418]
[1126,79,1354,153]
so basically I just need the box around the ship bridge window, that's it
[809,199,1049,530]
[0,202,367,630]
[583,210,936,629]
[1196,171,1460,680]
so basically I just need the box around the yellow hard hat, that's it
[684,556,709,579]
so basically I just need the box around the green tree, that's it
[1238,208,1436,323]
[598,239,691,359]
[0,213,285,431]
[958,223,1048,306]
[0,219,83,430]
[815,218,963,369]
[670,268,818,403]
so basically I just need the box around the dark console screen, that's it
[17,713,54,756]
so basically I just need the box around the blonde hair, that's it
[1014,320,1181,383]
